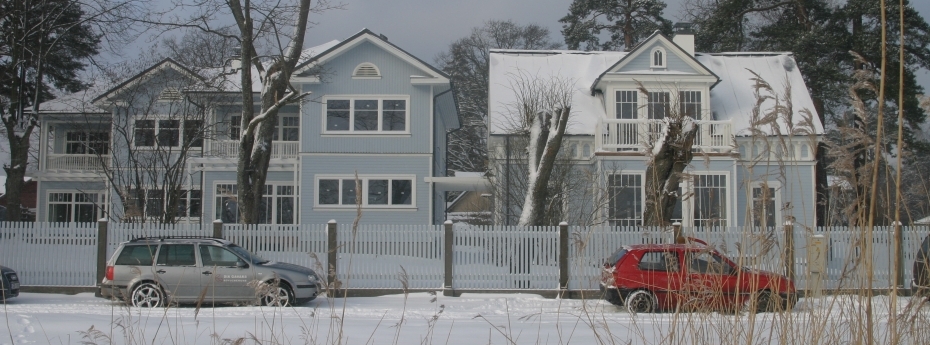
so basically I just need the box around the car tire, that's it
[744,290,784,313]
[131,283,166,308]
[625,290,656,314]
[261,283,294,307]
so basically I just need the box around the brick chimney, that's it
[673,23,695,56]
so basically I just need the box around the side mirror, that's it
[236,260,249,268]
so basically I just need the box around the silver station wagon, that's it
[99,237,323,307]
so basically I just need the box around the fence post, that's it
[95,218,109,297]
[559,222,569,297]
[443,220,454,297]
[673,222,683,243]
[327,220,338,289]
[213,219,223,238]
[894,221,904,290]
[784,219,795,284]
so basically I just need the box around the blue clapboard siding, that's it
[301,41,436,154]
[736,163,817,227]
[615,41,697,75]
[298,154,432,224]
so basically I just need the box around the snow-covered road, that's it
[1,292,929,344]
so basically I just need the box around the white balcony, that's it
[207,141,299,159]
[596,118,733,153]
[45,154,110,171]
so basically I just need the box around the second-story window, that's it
[66,132,109,155]
[679,91,701,119]
[274,115,299,141]
[229,116,241,139]
[133,118,201,148]
[324,96,409,133]
[615,91,638,119]
[647,92,670,119]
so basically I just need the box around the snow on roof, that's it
[695,53,823,136]
[206,39,342,93]
[489,49,626,135]
[489,50,823,136]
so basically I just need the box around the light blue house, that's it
[488,26,823,228]
[32,29,460,225]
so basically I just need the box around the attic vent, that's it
[353,63,381,79]
[160,88,182,100]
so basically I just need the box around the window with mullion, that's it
[48,192,103,222]
[317,177,413,207]
[752,185,776,228]
[274,116,299,141]
[66,132,110,155]
[354,100,379,130]
[679,91,701,119]
[615,91,638,119]
[608,174,642,226]
[157,120,180,147]
[134,120,156,146]
[647,92,669,119]
[693,175,727,227]
[325,97,408,133]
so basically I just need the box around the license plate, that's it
[10,282,19,290]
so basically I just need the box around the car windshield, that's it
[228,245,268,264]
[606,249,628,266]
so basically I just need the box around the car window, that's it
[200,245,243,267]
[637,251,680,272]
[115,245,157,266]
[156,244,196,266]
[688,251,732,275]
[920,235,930,258]
[607,249,627,266]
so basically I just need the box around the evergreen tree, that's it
[0,0,101,221]
[560,0,673,51]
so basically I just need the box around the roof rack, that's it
[129,236,225,243]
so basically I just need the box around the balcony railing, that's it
[207,141,299,159]
[45,154,110,171]
[596,118,733,153]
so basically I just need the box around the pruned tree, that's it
[496,72,574,226]
[436,20,561,173]
[559,0,673,51]
[638,84,699,227]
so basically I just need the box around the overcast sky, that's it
[306,0,930,90]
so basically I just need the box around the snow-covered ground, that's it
[2,292,929,344]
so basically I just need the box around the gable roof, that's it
[488,49,823,136]
[92,58,205,104]
[590,31,720,92]
[293,29,449,82]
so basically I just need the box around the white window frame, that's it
[651,47,666,68]
[750,181,782,228]
[614,90,639,120]
[322,95,411,134]
[314,174,416,209]
[274,114,300,141]
[685,172,730,228]
[607,172,644,226]
[124,187,202,220]
[132,116,201,149]
[213,182,297,224]
[65,131,110,155]
[46,190,106,222]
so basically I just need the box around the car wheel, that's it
[744,290,783,313]
[261,283,294,307]
[131,283,165,308]
[625,290,656,314]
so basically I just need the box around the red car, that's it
[600,243,797,313]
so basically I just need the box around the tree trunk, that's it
[643,119,698,226]
[518,107,570,226]
[3,135,29,222]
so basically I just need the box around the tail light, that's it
[105,266,114,281]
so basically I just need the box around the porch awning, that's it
[423,176,490,192]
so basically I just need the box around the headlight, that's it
[308,274,318,282]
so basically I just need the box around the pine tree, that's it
[0,0,101,221]
[560,0,673,51]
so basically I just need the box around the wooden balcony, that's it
[207,141,299,159]
[596,118,733,153]
[44,154,110,171]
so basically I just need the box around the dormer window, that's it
[353,63,381,79]
[651,48,666,68]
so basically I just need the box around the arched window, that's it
[352,63,381,79]
[651,48,665,68]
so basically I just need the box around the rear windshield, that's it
[920,235,930,258]
[606,248,628,266]
[115,245,157,266]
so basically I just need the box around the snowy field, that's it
[2,292,930,344]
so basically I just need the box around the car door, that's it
[634,250,685,309]
[154,244,200,300]
[199,244,255,301]
[685,250,740,311]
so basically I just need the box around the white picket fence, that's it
[0,222,928,291]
